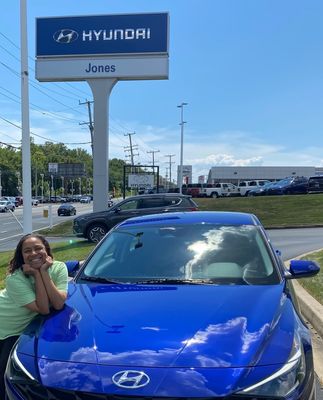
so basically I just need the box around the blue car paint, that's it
[13,282,298,396]
[6,211,317,399]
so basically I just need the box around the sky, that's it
[1,0,323,182]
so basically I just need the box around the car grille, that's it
[10,383,273,400]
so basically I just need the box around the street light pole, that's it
[40,173,44,203]
[61,176,64,195]
[177,102,188,194]
[50,175,54,199]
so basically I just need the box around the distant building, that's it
[207,166,317,184]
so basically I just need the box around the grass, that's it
[299,250,323,305]
[1,193,323,303]
[196,194,323,228]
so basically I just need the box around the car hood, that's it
[18,282,294,370]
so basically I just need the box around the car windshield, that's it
[79,223,280,285]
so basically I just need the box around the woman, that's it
[0,233,68,398]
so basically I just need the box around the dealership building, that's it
[207,166,323,185]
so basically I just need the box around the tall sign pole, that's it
[87,79,117,212]
[20,0,32,233]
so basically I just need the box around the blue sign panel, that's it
[36,13,168,57]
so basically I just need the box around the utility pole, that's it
[79,99,94,154]
[147,150,160,166]
[165,154,175,190]
[177,102,188,194]
[124,132,139,165]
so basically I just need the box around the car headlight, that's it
[237,332,306,397]
[6,345,38,385]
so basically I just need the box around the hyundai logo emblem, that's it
[53,29,79,44]
[112,370,150,389]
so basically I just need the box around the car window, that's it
[118,199,140,210]
[309,176,323,188]
[164,197,181,206]
[81,224,279,285]
[139,197,166,208]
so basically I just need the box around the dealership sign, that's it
[128,174,154,189]
[36,13,169,81]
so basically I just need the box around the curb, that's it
[292,280,323,340]
[285,256,323,386]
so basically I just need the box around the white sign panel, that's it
[48,163,58,173]
[128,174,154,189]
[36,56,168,81]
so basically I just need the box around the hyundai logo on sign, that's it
[36,13,169,57]
[53,29,79,44]
[112,370,150,389]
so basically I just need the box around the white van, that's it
[237,180,271,196]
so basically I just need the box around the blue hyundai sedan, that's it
[5,212,319,399]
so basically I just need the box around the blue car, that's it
[266,176,309,195]
[5,211,319,399]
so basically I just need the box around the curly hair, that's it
[8,233,53,274]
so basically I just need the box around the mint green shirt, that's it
[0,260,68,339]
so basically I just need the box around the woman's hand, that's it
[41,255,53,272]
[22,263,40,276]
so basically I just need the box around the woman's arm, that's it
[22,267,50,314]
[40,257,67,310]
[40,269,67,310]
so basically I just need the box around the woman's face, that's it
[21,237,48,268]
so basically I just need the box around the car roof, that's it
[118,211,261,228]
[121,193,193,200]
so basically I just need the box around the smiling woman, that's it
[0,233,68,399]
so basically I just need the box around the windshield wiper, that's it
[132,278,214,285]
[80,275,120,284]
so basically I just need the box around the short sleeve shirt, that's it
[0,260,68,339]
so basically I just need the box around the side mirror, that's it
[285,259,320,279]
[65,260,81,278]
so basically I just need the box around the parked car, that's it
[50,195,66,203]
[2,196,19,207]
[0,199,15,211]
[80,195,91,203]
[0,201,8,213]
[266,176,309,195]
[200,182,239,198]
[6,211,320,399]
[237,179,271,196]
[57,203,76,216]
[247,181,277,196]
[73,193,199,243]
[31,198,39,206]
[307,175,323,194]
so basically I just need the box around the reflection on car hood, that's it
[18,282,294,371]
